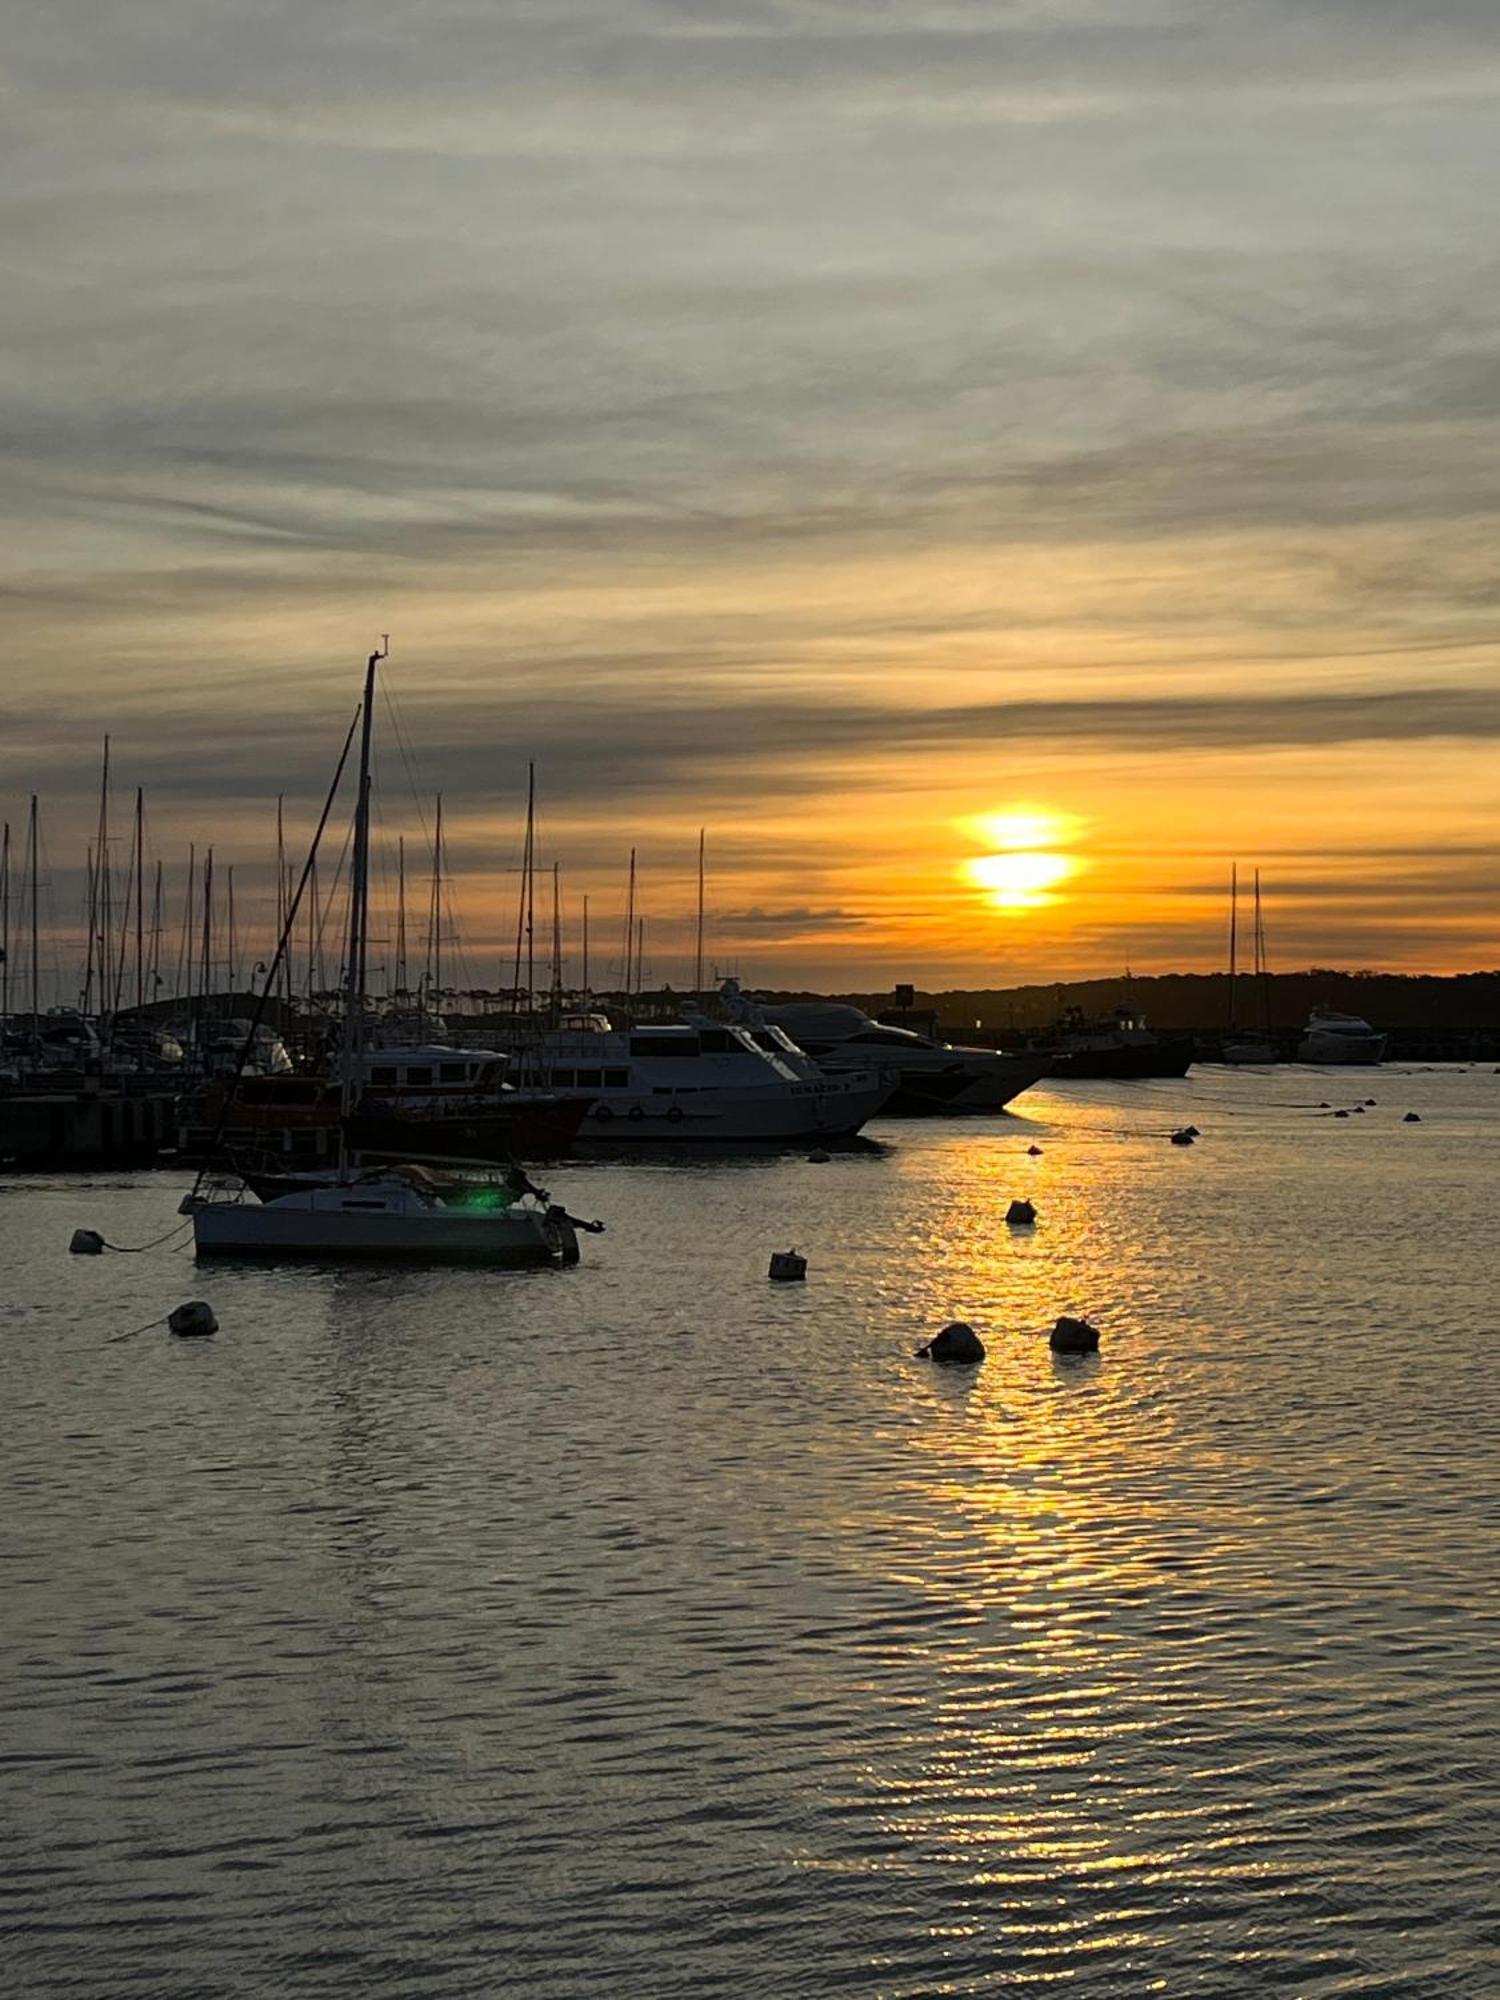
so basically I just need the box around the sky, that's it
[4,0,1499,998]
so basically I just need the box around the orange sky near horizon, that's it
[6,3,1500,995]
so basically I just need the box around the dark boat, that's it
[1046,1006,1193,1080]
[344,1093,590,1162]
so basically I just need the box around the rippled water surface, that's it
[4,1067,1498,1997]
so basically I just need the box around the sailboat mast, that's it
[83,845,96,1018]
[581,892,590,1004]
[340,644,384,1115]
[1254,868,1271,1036]
[227,865,238,995]
[427,793,445,1006]
[1227,862,1239,1031]
[96,735,111,1042]
[148,860,163,1005]
[0,819,9,1042]
[198,847,214,1055]
[549,861,562,1024]
[134,788,145,1018]
[524,770,535,1017]
[636,915,645,999]
[28,796,40,1045]
[622,847,636,1001]
[694,827,705,998]
[396,834,407,995]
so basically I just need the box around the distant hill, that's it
[759,971,1500,1039]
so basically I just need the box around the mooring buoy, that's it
[168,1301,218,1338]
[1006,1198,1037,1226]
[768,1250,808,1282]
[69,1229,105,1256]
[1050,1314,1100,1355]
[917,1321,985,1365]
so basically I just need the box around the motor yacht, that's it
[1297,1010,1386,1065]
[744,993,1046,1114]
[498,1014,893,1142]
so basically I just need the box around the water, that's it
[3,1069,1497,1997]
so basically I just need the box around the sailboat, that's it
[1222,866,1277,1065]
[192,648,586,1266]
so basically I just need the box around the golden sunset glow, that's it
[964,850,1077,910]
[957,805,1084,913]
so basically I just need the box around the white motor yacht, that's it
[499,1015,892,1142]
[1297,1010,1387,1065]
[747,995,1046,1114]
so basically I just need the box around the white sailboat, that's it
[192,648,584,1266]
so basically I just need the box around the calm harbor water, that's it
[3,1068,1497,1997]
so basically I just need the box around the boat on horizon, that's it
[1297,1008,1387,1066]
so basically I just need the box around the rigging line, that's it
[191,703,361,1194]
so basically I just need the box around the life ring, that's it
[628,1104,646,1123]
[592,1104,615,1123]
[666,1104,685,1124]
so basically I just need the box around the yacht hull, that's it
[571,1075,892,1144]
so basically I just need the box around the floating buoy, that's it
[1026,1144,1043,1156]
[69,1229,105,1256]
[1170,1129,1195,1145]
[806,1149,832,1164]
[768,1250,808,1282]
[917,1321,985,1365]
[1006,1198,1037,1226]
[1183,1125,1201,1138]
[1319,1101,1331,1109]
[1333,1108,1350,1118]
[1352,1105,1366,1114]
[1365,1098,1377,1106]
[1403,1111,1421,1123]
[1050,1314,1100,1355]
[167,1301,218,1338]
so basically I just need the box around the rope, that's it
[97,1219,195,1254]
[105,1314,169,1345]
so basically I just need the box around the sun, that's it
[957,803,1084,912]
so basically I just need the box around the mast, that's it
[1227,862,1239,1032]
[28,796,40,1048]
[509,765,535,1018]
[173,845,195,1005]
[83,845,96,1017]
[427,793,444,1008]
[581,892,590,1005]
[227,865,237,996]
[96,735,111,1043]
[148,860,163,1007]
[340,642,385,1117]
[621,847,636,1001]
[199,847,214,1053]
[134,788,145,1018]
[549,861,562,1025]
[276,796,292,1031]
[694,827,705,998]
[1254,868,1271,1037]
[0,818,9,1044]
[636,915,645,1000]
[396,834,407,995]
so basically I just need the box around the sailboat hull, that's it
[192,1200,565,1265]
